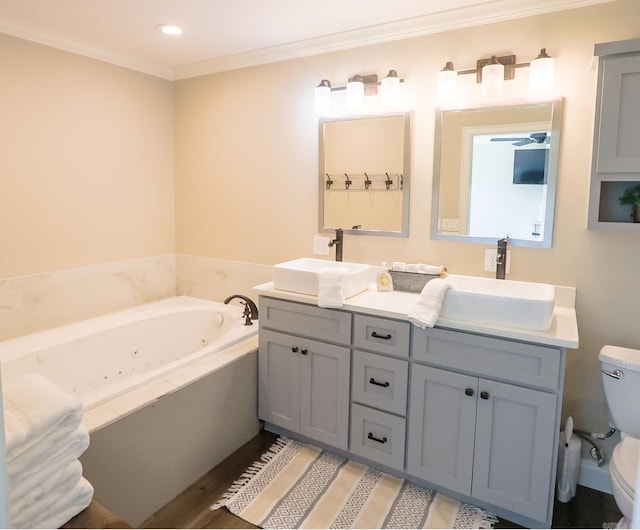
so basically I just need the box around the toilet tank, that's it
[599,345,640,436]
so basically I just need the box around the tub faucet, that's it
[328,228,343,262]
[224,294,259,326]
[496,237,509,280]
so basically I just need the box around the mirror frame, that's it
[430,97,563,248]
[318,112,411,238]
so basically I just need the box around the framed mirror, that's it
[431,98,562,248]
[319,112,410,237]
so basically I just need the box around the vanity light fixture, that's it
[436,48,555,102]
[314,70,404,113]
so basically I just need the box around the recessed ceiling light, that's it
[156,24,183,36]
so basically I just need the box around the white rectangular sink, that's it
[273,258,370,298]
[440,274,555,331]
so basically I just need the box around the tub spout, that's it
[224,294,259,326]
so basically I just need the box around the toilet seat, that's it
[610,437,639,499]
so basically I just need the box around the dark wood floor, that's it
[141,429,622,529]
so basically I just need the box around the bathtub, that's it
[0,296,261,525]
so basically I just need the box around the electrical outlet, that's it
[484,249,498,272]
[484,249,511,273]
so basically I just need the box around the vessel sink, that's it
[273,258,370,298]
[440,274,555,331]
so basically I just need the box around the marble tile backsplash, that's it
[0,255,176,342]
[175,254,272,304]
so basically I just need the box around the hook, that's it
[325,173,333,190]
[344,173,352,190]
[400,174,404,190]
[364,172,372,190]
[385,172,393,190]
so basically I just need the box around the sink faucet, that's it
[328,228,343,261]
[496,237,509,280]
[223,294,259,325]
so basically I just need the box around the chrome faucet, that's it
[328,228,343,262]
[496,237,509,280]
[223,294,259,325]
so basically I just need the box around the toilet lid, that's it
[611,437,639,498]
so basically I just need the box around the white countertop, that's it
[254,282,579,349]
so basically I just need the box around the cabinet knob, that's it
[291,346,298,353]
[300,348,308,355]
[480,391,490,400]
[465,387,474,397]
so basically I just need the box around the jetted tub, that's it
[0,296,261,526]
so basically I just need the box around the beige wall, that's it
[0,34,175,279]
[174,0,640,440]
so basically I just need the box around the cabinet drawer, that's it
[350,403,406,471]
[353,314,410,358]
[260,296,352,345]
[352,350,408,415]
[412,327,562,391]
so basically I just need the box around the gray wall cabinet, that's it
[589,38,640,229]
[258,295,565,528]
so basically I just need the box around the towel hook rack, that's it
[385,172,393,190]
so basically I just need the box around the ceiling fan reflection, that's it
[490,132,549,146]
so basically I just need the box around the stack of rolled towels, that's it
[4,373,93,528]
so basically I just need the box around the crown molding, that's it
[0,0,616,81]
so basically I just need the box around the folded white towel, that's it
[4,373,83,460]
[417,263,444,276]
[9,459,83,518]
[317,267,347,308]
[8,423,89,479]
[408,278,454,329]
[11,475,93,529]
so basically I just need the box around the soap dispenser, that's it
[376,262,393,292]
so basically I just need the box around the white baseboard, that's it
[578,456,613,494]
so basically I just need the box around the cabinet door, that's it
[472,378,557,522]
[300,337,351,450]
[258,329,301,432]
[597,54,640,173]
[407,365,477,495]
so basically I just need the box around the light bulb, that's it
[346,75,365,110]
[381,69,400,107]
[529,48,555,95]
[314,79,331,114]
[482,56,504,98]
[436,62,458,103]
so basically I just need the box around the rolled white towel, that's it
[417,263,444,276]
[11,475,93,529]
[9,459,83,519]
[4,373,83,460]
[317,267,347,308]
[7,423,89,480]
[408,278,455,329]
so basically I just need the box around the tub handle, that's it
[602,368,624,380]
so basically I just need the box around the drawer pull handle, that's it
[367,432,388,444]
[480,391,490,400]
[371,331,392,340]
[369,377,390,388]
[465,387,474,397]
[291,346,298,353]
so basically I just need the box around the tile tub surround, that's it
[0,254,175,342]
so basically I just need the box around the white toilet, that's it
[600,345,640,527]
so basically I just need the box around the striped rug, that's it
[212,437,497,529]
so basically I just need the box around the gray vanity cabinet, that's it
[408,327,562,523]
[258,297,351,450]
